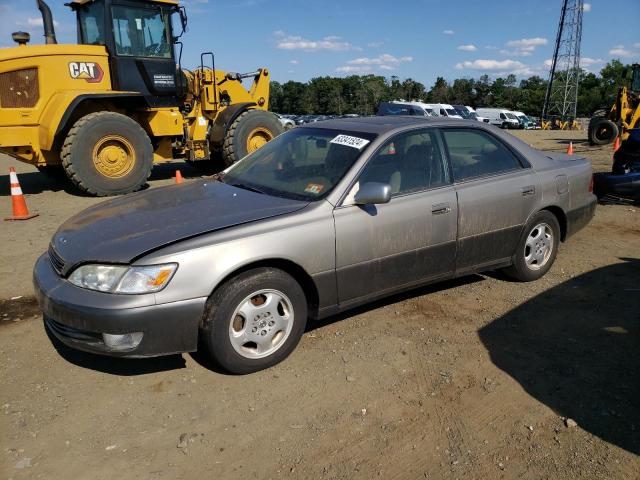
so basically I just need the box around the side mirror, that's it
[354,182,391,205]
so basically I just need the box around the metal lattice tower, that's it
[542,0,583,121]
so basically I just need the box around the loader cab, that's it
[631,64,640,93]
[71,0,181,105]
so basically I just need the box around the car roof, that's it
[300,115,465,135]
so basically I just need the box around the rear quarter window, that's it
[442,129,522,182]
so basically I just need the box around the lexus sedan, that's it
[35,116,596,374]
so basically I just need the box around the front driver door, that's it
[333,128,458,306]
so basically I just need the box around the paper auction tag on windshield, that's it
[330,134,370,150]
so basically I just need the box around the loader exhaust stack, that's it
[36,0,57,45]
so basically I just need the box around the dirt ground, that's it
[1,129,638,479]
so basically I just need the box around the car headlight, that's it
[68,264,178,294]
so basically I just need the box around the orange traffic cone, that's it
[5,167,38,221]
[566,141,574,155]
[613,136,621,152]
[175,170,184,184]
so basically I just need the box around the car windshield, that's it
[506,113,518,119]
[469,112,478,120]
[446,109,459,116]
[455,108,470,118]
[221,128,377,201]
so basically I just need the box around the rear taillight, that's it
[589,175,594,193]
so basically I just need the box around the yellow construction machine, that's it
[588,63,640,145]
[0,0,283,196]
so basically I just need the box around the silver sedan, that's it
[34,116,596,373]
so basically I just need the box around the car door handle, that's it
[522,186,536,196]
[431,203,451,215]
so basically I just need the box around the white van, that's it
[433,103,463,119]
[378,101,437,117]
[475,108,520,129]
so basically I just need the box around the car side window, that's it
[442,129,522,182]
[499,113,506,119]
[355,129,449,197]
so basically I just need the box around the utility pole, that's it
[542,0,584,125]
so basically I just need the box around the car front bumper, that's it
[33,253,207,358]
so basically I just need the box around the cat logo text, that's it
[68,62,104,83]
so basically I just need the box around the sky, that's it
[1,0,639,88]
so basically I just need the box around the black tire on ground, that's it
[503,210,561,282]
[61,112,153,196]
[201,267,308,374]
[588,118,619,146]
[221,110,284,168]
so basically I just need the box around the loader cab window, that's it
[78,3,106,45]
[111,6,172,58]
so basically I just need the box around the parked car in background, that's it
[512,111,535,129]
[476,108,521,129]
[453,105,490,123]
[433,103,463,119]
[378,101,436,117]
[275,114,295,130]
[36,116,596,374]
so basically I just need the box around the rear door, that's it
[333,128,457,304]
[440,128,540,274]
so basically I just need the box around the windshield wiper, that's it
[229,182,266,195]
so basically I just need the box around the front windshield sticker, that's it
[304,183,325,195]
[330,134,370,150]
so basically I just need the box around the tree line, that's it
[269,60,632,117]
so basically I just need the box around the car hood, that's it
[50,180,308,272]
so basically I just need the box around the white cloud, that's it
[501,37,548,56]
[289,60,299,64]
[457,44,477,52]
[544,59,553,67]
[456,59,526,71]
[455,58,542,76]
[367,41,385,48]
[609,45,634,58]
[581,57,603,66]
[275,32,359,52]
[634,43,640,49]
[347,53,413,66]
[583,3,591,12]
[338,53,412,73]
[506,37,548,48]
[18,17,60,28]
[336,65,372,74]
[443,30,454,35]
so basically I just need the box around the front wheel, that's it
[201,268,307,374]
[61,112,153,196]
[588,118,618,146]
[503,211,560,282]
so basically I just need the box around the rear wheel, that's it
[61,112,153,196]
[503,211,560,282]
[221,110,284,168]
[201,268,307,374]
[588,118,618,146]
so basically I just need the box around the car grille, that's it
[48,245,65,275]
[0,68,39,108]
[45,317,103,344]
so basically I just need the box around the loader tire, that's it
[221,110,284,168]
[588,118,618,146]
[61,112,153,196]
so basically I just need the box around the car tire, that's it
[503,211,561,282]
[201,267,308,374]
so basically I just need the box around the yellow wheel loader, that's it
[588,63,640,146]
[0,0,283,196]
